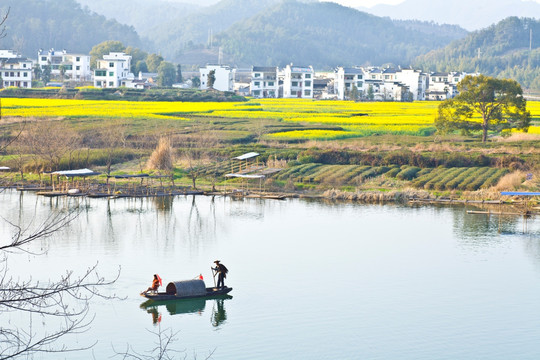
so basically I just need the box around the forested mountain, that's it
[214,1,468,68]
[362,0,540,31]
[149,0,283,60]
[0,0,142,58]
[76,0,201,37]
[414,17,540,90]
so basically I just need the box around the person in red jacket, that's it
[142,274,161,294]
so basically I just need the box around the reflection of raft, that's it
[141,279,232,301]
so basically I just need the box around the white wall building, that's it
[37,49,91,81]
[0,50,33,88]
[335,67,365,100]
[283,64,314,99]
[394,67,428,101]
[250,66,278,98]
[200,64,234,92]
[93,52,133,88]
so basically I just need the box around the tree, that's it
[90,40,125,68]
[42,63,52,84]
[157,62,176,87]
[435,75,531,142]
[181,126,217,190]
[349,84,359,101]
[0,7,9,39]
[32,63,42,82]
[0,201,119,359]
[367,84,374,101]
[125,46,148,73]
[207,70,216,89]
[146,54,164,73]
[134,60,148,75]
[176,64,183,83]
[59,64,67,79]
[192,76,200,88]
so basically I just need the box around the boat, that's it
[141,279,232,301]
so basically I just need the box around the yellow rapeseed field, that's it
[2,97,539,140]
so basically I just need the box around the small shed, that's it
[166,280,207,297]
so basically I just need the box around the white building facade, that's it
[0,50,33,88]
[200,64,234,92]
[93,52,134,88]
[250,66,278,98]
[283,64,314,99]
[335,67,365,100]
[37,49,91,81]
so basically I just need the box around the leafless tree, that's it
[24,120,81,172]
[113,326,215,360]
[180,126,218,190]
[101,121,128,183]
[0,203,120,359]
[0,7,9,40]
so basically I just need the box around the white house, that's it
[199,64,234,92]
[335,67,365,100]
[37,49,91,81]
[0,50,33,88]
[250,66,278,98]
[394,67,428,101]
[283,64,314,99]
[93,52,134,88]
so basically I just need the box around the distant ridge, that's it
[361,0,540,30]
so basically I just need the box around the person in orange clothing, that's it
[142,274,161,294]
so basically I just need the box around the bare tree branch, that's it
[0,7,9,40]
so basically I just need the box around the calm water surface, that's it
[1,190,540,359]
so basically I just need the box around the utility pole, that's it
[477,48,481,59]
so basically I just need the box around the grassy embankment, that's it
[0,95,539,199]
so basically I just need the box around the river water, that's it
[1,190,540,359]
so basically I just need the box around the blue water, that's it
[1,190,540,359]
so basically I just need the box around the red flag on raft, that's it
[199,274,204,280]
[157,274,162,286]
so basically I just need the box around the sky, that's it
[330,0,540,7]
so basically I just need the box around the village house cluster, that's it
[0,48,475,101]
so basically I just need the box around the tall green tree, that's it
[125,46,148,73]
[157,61,176,87]
[435,75,531,142]
[207,70,216,89]
[146,53,164,73]
[42,64,51,84]
[90,40,125,68]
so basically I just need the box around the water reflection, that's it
[139,296,232,327]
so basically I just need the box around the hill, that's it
[362,0,540,31]
[149,0,283,60]
[0,0,142,58]
[75,0,201,37]
[414,17,540,90]
[214,1,467,68]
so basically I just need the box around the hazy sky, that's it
[331,0,540,7]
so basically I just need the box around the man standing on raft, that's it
[212,260,228,288]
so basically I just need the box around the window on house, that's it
[23,72,27,77]
[268,81,274,86]
[95,70,106,76]
[109,72,114,76]
[304,89,311,96]
[292,81,298,87]
[359,75,363,79]
[305,74,311,79]
[254,81,260,86]
[357,82,363,87]
[254,73,260,77]
[109,62,114,68]
[304,81,311,87]
[371,75,376,79]
[76,66,80,70]
[253,90,260,95]
[109,81,114,87]
[23,82,27,87]
[41,57,47,61]
[23,64,26,68]
[76,57,80,62]
[96,81,102,86]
